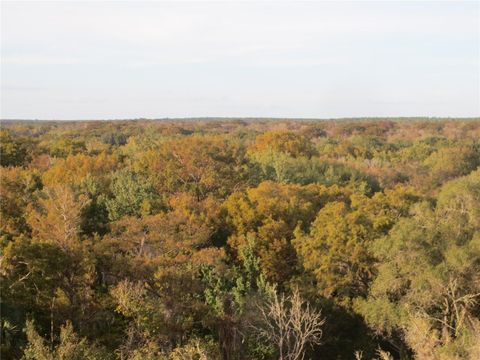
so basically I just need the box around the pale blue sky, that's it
[1,1,479,119]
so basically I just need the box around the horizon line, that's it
[2,116,480,122]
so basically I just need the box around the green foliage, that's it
[423,146,480,186]
[250,149,378,191]
[200,240,274,360]
[0,130,29,166]
[355,170,480,358]
[105,169,160,221]
[78,175,110,236]
[23,320,111,360]
[202,238,270,317]
[47,138,86,158]
[1,235,98,346]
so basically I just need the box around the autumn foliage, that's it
[1,118,479,359]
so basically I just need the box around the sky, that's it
[1,1,479,120]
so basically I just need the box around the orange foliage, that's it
[42,152,118,186]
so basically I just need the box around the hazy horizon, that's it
[1,1,479,120]
[2,116,480,123]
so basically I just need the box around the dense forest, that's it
[1,118,480,360]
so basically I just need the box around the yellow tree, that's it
[0,167,40,237]
[223,181,349,284]
[27,186,90,251]
[42,152,117,187]
[294,186,419,299]
[248,130,315,158]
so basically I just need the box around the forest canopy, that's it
[1,118,480,360]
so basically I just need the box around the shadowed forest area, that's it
[1,118,480,359]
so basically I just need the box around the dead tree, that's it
[252,287,325,360]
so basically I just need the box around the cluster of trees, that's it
[1,118,479,359]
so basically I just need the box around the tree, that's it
[248,130,315,159]
[27,186,90,251]
[251,287,325,360]
[423,146,480,187]
[169,338,220,360]
[100,193,225,350]
[47,137,86,158]
[0,167,41,238]
[249,149,376,189]
[23,320,110,360]
[105,169,160,221]
[1,236,98,353]
[355,170,480,358]
[247,131,319,184]
[294,187,419,299]
[42,152,117,187]
[135,135,252,201]
[201,240,272,360]
[223,181,349,284]
[98,192,223,281]
[0,130,28,167]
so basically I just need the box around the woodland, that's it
[1,118,480,360]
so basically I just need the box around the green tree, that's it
[23,320,110,360]
[355,170,480,358]
[105,169,159,221]
[1,236,98,354]
[423,146,480,186]
[0,130,28,166]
